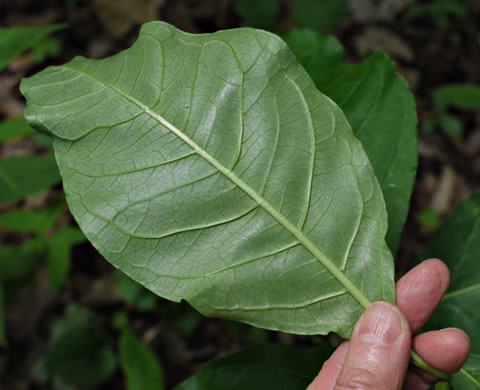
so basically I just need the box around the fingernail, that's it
[357,302,404,345]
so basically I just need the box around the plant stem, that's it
[411,350,452,382]
[435,380,450,390]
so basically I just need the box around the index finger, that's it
[395,259,450,334]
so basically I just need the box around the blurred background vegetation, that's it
[1,0,479,388]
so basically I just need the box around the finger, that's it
[414,328,470,372]
[307,342,349,390]
[403,328,470,389]
[334,302,411,390]
[396,259,450,333]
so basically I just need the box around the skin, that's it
[308,259,471,390]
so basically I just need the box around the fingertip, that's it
[396,258,450,333]
[413,328,471,373]
[421,258,450,291]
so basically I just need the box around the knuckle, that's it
[335,366,390,390]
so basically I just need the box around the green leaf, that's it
[404,0,466,29]
[0,154,61,204]
[21,21,395,337]
[420,191,480,354]
[436,113,464,137]
[0,24,66,71]
[0,116,34,143]
[284,30,418,253]
[248,326,269,344]
[31,37,61,64]
[47,305,116,387]
[51,303,93,339]
[0,205,61,233]
[33,132,54,148]
[120,329,165,390]
[0,283,5,347]
[417,207,441,231]
[422,118,436,133]
[116,270,157,310]
[174,310,201,335]
[293,0,348,31]
[0,238,47,301]
[233,0,280,30]
[453,354,480,389]
[48,226,86,291]
[46,324,116,387]
[434,84,480,111]
[175,344,332,390]
[0,238,46,283]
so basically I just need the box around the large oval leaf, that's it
[284,30,418,253]
[21,22,394,337]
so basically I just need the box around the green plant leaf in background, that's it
[284,30,418,253]
[21,22,395,338]
[0,238,46,348]
[120,329,165,390]
[46,305,116,387]
[116,270,157,310]
[48,226,86,291]
[0,206,61,233]
[452,354,480,390]
[0,155,61,204]
[435,112,464,137]
[293,0,348,31]
[419,191,480,388]
[0,24,65,71]
[0,284,5,347]
[175,344,332,390]
[0,237,46,291]
[0,116,34,143]
[31,37,61,64]
[0,237,47,347]
[46,327,116,387]
[404,0,467,29]
[233,0,280,30]
[416,206,441,231]
[433,83,480,111]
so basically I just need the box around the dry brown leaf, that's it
[354,26,414,61]
[348,0,416,22]
[92,0,165,38]
[431,165,456,214]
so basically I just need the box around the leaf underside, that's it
[21,22,394,337]
[283,30,418,254]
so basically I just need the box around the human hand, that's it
[308,259,470,390]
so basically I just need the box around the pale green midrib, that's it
[443,282,480,301]
[60,64,372,310]
[460,367,480,387]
